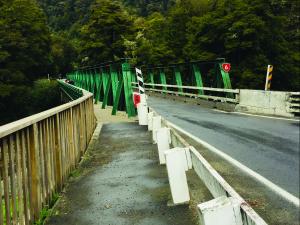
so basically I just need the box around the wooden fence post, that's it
[29,124,42,220]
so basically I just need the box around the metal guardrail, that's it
[287,92,300,115]
[58,80,83,100]
[0,83,96,224]
[132,82,239,103]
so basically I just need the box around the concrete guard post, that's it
[147,111,154,131]
[197,196,242,225]
[156,127,171,164]
[152,116,162,144]
[137,103,148,125]
[164,148,190,205]
[167,147,191,171]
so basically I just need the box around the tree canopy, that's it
[0,0,299,124]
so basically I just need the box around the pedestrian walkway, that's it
[45,122,197,225]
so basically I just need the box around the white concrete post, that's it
[147,112,153,131]
[156,128,171,164]
[164,148,190,205]
[152,116,161,144]
[137,103,148,125]
[140,93,147,104]
[185,147,193,170]
[197,196,242,225]
[165,147,191,171]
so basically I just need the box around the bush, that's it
[0,79,61,126]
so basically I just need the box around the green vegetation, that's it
[0,0,299,124]
[34,192,60,225]
[0,79,61,125]
[37,0,299,90]
[0,0,68,125]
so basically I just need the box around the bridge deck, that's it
[148,96,300,196]
[45,122,197,225]
[147,96,299,224]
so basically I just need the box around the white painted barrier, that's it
[148,108,268,225]
[198,196,242,225]
[152,116,161,144]
[190,146,267,225]
[156,127,171,164]
[137,103,148,125]
[164,148,190,205]
[147,111,153,131]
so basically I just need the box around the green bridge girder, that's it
[67,59,233,117]
[67,61,137,118]
[143,59,233,98]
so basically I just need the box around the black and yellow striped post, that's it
[264,65,273,91]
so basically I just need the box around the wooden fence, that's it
[0,86,96,224]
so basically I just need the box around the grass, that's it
[34,192,60,225]
[1,192,60,225]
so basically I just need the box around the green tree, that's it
[0,0,51,87]
[50,33,77,76]
[134,13,174,65]
[78,0,134,65]
[0,0,53,125]
[123,0,176,16]
[184,0,299,90]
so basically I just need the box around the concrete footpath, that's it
[45,122,198,225]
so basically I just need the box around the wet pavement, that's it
[45,122,198,225]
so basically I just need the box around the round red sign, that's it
[222,63,231,73]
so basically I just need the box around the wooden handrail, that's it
[0,83,96,224]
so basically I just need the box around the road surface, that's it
[148,96,300,197]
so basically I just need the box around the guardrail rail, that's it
[287,92,300,116]
[132,82,239,104]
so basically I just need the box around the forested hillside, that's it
[36,0,299,91]
[0,0,299,124]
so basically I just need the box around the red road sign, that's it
[133,92,141,108]
[222,63,231,73]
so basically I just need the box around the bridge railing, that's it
[58,80,83,101]
[0,82,96,224]
[132,82,239,103]
[287,92,300,115]
[67,60,137,117]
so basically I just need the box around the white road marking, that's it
[165,120,300,207]
[231,111,298,122]
[212,109,230,113]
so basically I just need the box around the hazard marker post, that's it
[264,65,273,91]
[135,68,148,125]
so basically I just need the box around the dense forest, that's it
[0,0,299,124]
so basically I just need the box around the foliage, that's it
[78,0,134,65]
[183,0,299,90]
[0,0,299,125]
[0,0,51,86]
[134,13,175,65]
[122,0,176,16]
[50,33,77,76]
[35,0,299,90]
[0,79,61,125]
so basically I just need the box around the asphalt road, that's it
[148,96,300,197]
